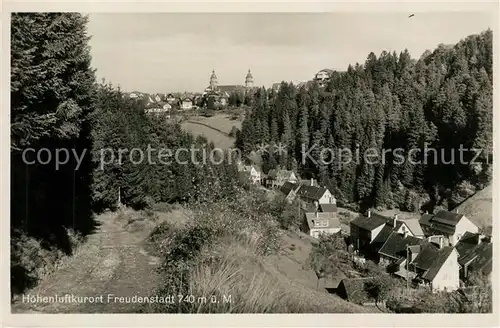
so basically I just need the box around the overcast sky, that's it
[87,12,494,93]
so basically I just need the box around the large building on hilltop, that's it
[202,69,256,107]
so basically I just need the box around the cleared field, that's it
[454,184,492,231]
[181,121,236,149]
[188,113,242,134]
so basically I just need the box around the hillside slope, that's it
[454,184,492,232]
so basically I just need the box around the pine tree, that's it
[11,13,96,244]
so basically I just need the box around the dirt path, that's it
[11,212,162,313]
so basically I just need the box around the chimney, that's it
[456,209,459,213]
[439,237,443,249]
[315,211,319,219]
[310,178,313,186]
[393,214,398,227]
[367,210,371,218]
[425,210,428,214]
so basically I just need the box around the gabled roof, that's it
[319,203,337,213]
[432,210,464,226]
[455,231,481,257]
[318,68,335,74]
[296,185,329,201]
[421,247,456,281]
[371,221,403,244]
[299,179,319,187]
[267,169,296,180]
[280,181,299,196]
[217,85,245,94]
[399,218,425,236]
[350,213,389,231]
[240,165,261,173]
[410,243,441,271]
[419,211,469,235]
[456,235,492,275]
[459,242,492,267]
[419,214,433,227]
[304,212,340,230]
[378,231,426,260]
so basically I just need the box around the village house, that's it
[166,93,177,104]
[153,93,163,103]
[266,169,298,188]
[454,231,493,280]
[313,68,335,87]
[378,231,461,292]
[336,277,376,306]
[350,212,424,259]
[295,185,335,209]
[237,164,262,185]
[378,231,429,271]
[144,106,170,117]
[317,203,337,214]
[146,94,155,105]
[279,181,300,201]
[180,97,194,111]
[302,211,341,239]
[299,178,319,187]
[419,210,479,246]
[318,271,348,293]
[411,246,460,292]
[129,91,143,99]
[271,82,282,93]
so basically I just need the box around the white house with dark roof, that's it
[295,185,335,208]
[237,164,262,185]
[378,231,460,292]
[180,97,194,110]
[166,93,177,104]
[420,210,479,246]
[303,211,341,239]
[266,169,298,188]
[349,212,423,259]
[312,68,336,87]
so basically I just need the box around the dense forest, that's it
[237,30,493,213]
[9,13,493,296]
[10,13,240,293]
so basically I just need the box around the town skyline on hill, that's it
[87,12,494,93]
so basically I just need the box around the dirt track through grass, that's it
[11,212,162,313]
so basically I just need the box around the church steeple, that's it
[210,69,218,89]
[245,69,253,87]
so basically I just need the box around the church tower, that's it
[209,70,218,90]
[245,69,253,88]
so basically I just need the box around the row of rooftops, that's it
[352,209,472,236]
[351,209,493,279]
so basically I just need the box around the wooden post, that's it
[118,187,121,208]
[406,246,410,291]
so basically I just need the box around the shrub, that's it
[151,202,174,213]
[228,126,239,137]
[10,228,83,296]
